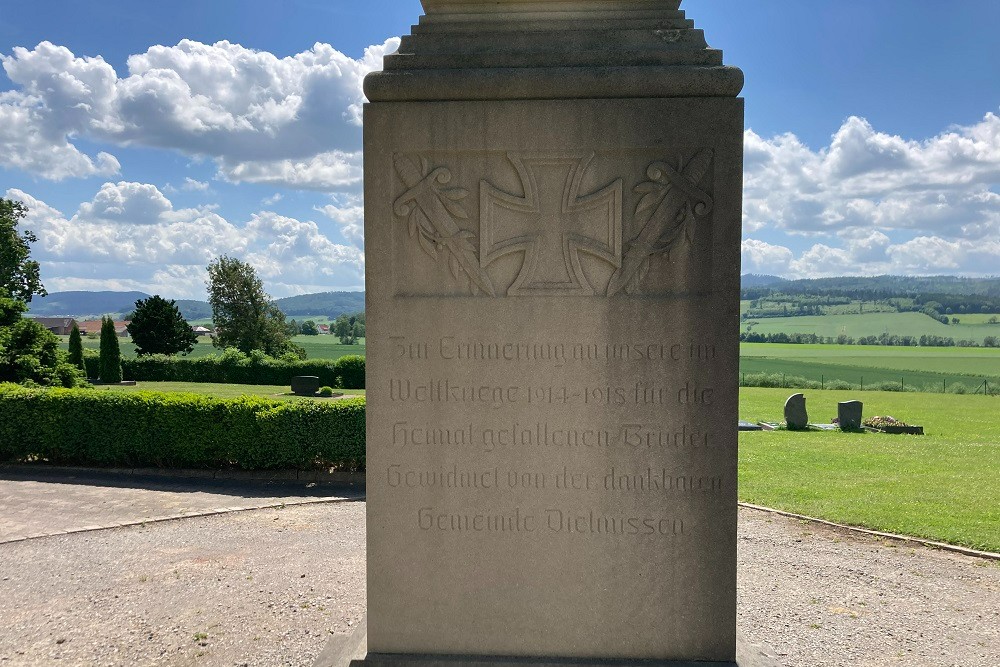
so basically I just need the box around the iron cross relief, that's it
[480,155,622,296]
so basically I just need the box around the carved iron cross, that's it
[480,155,622,296]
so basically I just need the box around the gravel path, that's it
[1,493,998,666]
[737,508,1000,667]
[0,502,365,667]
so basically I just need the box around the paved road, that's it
[0,468,360,543]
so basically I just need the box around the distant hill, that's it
[741,274,788,289]
[776,275,1000,298]
[745,275,1000,300]
[27,291,149,318]
[27,290,365,322]
[174,299,213,321]
[274,291,365,317]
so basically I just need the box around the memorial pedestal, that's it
[357,1,748,664]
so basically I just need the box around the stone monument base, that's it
[313,618,784,667]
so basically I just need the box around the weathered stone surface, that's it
[784,393,808,430]
[365,0,743,101]
[291,376,320,396]
[837,400,863,430]
[362,0,743,664]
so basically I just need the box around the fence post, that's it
[900,376,904,392]
[943,379,947,393]
[861,376,864,391]
[821,374,824,390]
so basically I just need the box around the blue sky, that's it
[2,0,998,298]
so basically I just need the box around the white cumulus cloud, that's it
[6,185,364,298]
[0,38,399,189]
[744,112,1000,239]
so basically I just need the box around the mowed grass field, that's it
[739,387,1000,552]
[741,343,1000,389]
[744,311,1000,344]
[90,382,365,401]
[59,335,365,361]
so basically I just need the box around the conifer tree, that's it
[99,316,123,383]
[68,322,85,371]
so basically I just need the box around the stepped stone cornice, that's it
[365,0,744,101]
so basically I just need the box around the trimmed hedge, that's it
[0,384,365,470]
[82,351,366,389]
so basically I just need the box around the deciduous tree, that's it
[0,198,46,303]
[0,318,83,387]
[333,313,352,344]
[127,295,198,356]
[206,256,292,357]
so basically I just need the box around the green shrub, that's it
[0,319,84,388]
[825,380,856,391]
[947,382,968,395]
[318,386,335,397]
[740,372,819,390]
[866,381,918,393]
[81,347,365,388]
[335,355,365,389]
[0,383,365,470]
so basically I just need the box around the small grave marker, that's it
[838,400,863,430]
[784,393,808,430]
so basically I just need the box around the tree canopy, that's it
[0,318,83,387]
[206,256,293,357]
[127,295,198,356]
[0,198,46,303]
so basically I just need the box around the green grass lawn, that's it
[744,311,999,344]
[739,387,1000,552]
[90,381,365,401]
[60,335,365,361]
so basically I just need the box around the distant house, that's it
[191,326,212,335]
[318,324,331,334]
[28,317,78,335]
[78,320,131,337]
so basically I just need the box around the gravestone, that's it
[361,0,746,664]
[784,393,808,431]
[837,400,863,431]
[291,375,320,396]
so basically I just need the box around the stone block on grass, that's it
[291,375,320,396]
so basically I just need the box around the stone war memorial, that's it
[352,0,758,665]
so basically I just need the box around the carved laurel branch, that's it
[607,149,715,296]
[392,155,496,297]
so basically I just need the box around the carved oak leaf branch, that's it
[607,149,715,296]
[392,155,496,297]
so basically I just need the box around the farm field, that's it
[90,381,365,401]
[955,313,1000,325]
[744,311,1000,344]
[738,388,1000,552]
[185,314,350,328]
[741,343,1000,389]
[59,335,365,361]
